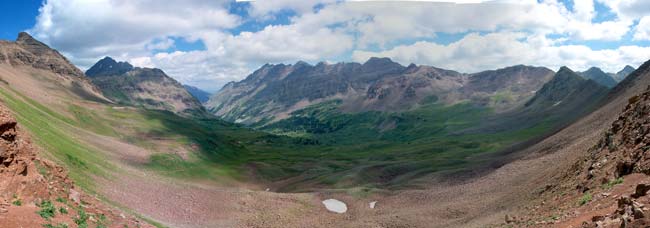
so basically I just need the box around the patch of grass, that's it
[74,207,89,228]
[37,200,56,219]
[59,207,68,214]
[579,192,592,206]
[68,104,117,137]
[12,199,22,206]
[43,223,68,228]
[602,177,624,190]
[96,213,108,228]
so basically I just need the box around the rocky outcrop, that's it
[86,57,204,114]
[207,58,554,125]
[582,86,650,190]
[0,101,73,202]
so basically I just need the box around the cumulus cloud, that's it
[633,16,650,40]
[31,0,239,66]
[352,32,650,73]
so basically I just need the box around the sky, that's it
[2,0,650,92]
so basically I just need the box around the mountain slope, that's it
[86,57,204,114]
[0,32,109,104]
[461,66,609,136]
[478,59,650,226]
[207,58,554,125]
[184,84,211,103]
[580,67,619,88]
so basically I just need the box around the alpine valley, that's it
[2,31,650,228]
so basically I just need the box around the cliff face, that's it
[86,57,204,114]
[207,58,554,125]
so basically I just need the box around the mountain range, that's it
[206,58,558,125]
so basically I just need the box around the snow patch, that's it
[322,199,347,213]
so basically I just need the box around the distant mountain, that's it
[86,57,203,114]
[579,67,618,88]
[525,66,609,110]
[207,58,554,125]
[183,85,211,103]
[461,66,610,135]
[612,65,635,82]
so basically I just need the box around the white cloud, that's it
[352,32,650,73]
[600,0,650,20]
[248,0,336,18]
[30,0,239,67]
[633,16,650,40]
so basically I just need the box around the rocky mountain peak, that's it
[404,63,419,72]
[363,57,398,67]
[557,66,573,74]
[555,67,583,82]
[86,56,134,77]
[579,66,618,88]
[614,65,636,82]
[585,67,607,76]
[621,65,635,73]
[294,61,311,67]
[15,32,47,48]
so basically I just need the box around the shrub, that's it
[74,207,89,228]
[602,177,624,190]
[37,200,56,219]
[42,223,68,228]
[579,192,592,205]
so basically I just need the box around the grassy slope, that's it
[0,88,112,190]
